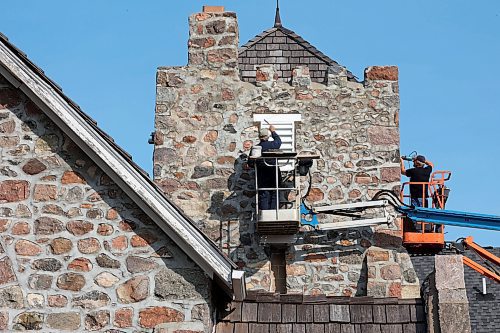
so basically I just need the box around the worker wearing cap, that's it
[400,155,434,207]
[256,125,282,210]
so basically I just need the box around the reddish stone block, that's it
[0,136,19,147]
[86,208,103,219]
[216,156,236,165]
[381,264,402,280]
[77,238,101,254]
[0,219,8,232]
[111,235,128,251]
[355,173,373,185]
[189,37,216,48]
[374,230,403,248]
[222,88,234,101]
[296,92,313,100]
[97,223,114,236]
[368,126,399,146]
[306,188,324,202]
[365,66,399,81]
[381,167,400,183]
[22,158,46,175]
[367,249,390,262]
[182,135,197,144]
[57,273,86,291]
[118,220,136,232]
[0,312,7,330]
[85,310,110,331]
[34,217,64,235]
[61,171,86,184]
[117,276,149,303]
[68,257,93,272]
[348,189,361,199]
[67,220,94,236]
[15,240,42,256]
[33,184,57,201]
[388,282,402,297]
[207,49,236,63]
[48,294,68,307]
[304,254,327,262]
[157,178,181,194]
[139,306,184,328]
[203,130,218,143]
[106,208,119,220]
[114,308,133,328]
[11,222,29,235]
[0,180,29,202]
[50,238,73,254]
[0,257,16,284]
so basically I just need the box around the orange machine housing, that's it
[401,171,451,253]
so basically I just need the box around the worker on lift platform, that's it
[255,125,282,210]
[400,154,434,207]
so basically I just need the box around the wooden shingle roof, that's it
[238,25,357,84]
[217,293,426,332]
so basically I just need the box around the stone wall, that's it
[153,8,419,298]
[0,76,212,332]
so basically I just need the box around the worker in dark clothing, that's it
[256,125,282,210]
[400,155,434,207]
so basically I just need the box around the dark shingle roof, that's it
[238,26,357,84]
[411,248,500,333]
[217,293,426,332]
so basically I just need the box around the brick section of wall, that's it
[217,294,426,333]
[153,9,419,298]
[0,76,212,332]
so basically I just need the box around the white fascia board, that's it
[0,42,233,286]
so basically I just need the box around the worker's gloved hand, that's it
[269,125,276,132]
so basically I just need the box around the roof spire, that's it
[274,0,282,27]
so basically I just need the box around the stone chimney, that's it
[187,6,239,76]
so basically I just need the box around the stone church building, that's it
[0,5,488,333]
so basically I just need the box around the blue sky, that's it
[2,1,499,246]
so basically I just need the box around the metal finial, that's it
[274,0,282,27]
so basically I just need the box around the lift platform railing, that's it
[253,155,299,221]
[400,171,451,234]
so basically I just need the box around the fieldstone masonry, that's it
[0,75,212,331]
[153,8,419,298]
[430,255,472,333]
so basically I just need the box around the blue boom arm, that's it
[397,206,500,231]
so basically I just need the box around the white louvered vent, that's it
[253,114,302,171]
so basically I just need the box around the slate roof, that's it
[217,292,426,333]
[0,32,237,287]
[238,25,357,84]
[411,248,500,333]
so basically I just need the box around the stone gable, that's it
[0,75,212,332]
